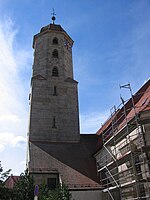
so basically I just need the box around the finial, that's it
[51,8,56,24]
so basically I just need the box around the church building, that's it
[27,16,102,199]
[27,15,150,200]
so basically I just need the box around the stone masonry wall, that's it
[29,28,80,142]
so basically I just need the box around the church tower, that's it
[27,16,100,195]
[28,16,80,143]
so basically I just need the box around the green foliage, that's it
[0,162,71,200]
[0,161,12,200]
[38,182,72,200]
[60,183,72,200]
[12,170,34,200]
[0,161,11,183]
[38,182,49,199]
[0,162,34,200]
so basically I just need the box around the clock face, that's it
[64,39,72,51]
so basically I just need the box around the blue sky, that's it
[0,0,150,174]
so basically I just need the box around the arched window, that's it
[52,67,59,77]
[52,49,58,58]
[53,37,58,45]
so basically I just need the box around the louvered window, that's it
[52,67,58,77]
[52,49,58,58]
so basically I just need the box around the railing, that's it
[66,184,101,189]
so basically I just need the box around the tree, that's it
[0,162,34,200]
[0,161,11,183]
[0,163,71,200]
[60,183,72,200]
[38,182,72,200]
[0,161,12,200]
[12,170,34,200]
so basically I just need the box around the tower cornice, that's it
[33,23,74,49]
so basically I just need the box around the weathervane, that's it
[51,8,56,24]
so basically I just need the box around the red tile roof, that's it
[30,134,101,188]
[32,135,99,184]
[96,80,150,136]
[4,175,20,189]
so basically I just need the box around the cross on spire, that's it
[51,8,56,24]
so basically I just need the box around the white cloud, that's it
[0,132,26,152]
[0,18,17,74]
[80,111,109,134]
[0,20,18,114]
[0,114,21,122]
[0,17,30,121]
[0,17,31,173]
[21,160,26,166]
[0,144,5,153]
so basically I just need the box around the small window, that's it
[53,38,58,45]
[53,86,57,96]
[52,67,58,77]
[52,49,58,58]
[52,116,57,128]
[47,178,57,190]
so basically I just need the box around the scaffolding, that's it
[96,84,150,200]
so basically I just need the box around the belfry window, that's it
[53,37,58,45]
[52,49,58,58]
[52,67,58,77]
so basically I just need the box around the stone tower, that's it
[27,18,100,197]
[28,21,80,143]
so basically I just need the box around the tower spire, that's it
[51,8,56,24]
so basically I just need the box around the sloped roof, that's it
[4,175,20,189]
[40,23,66,33]
[30,134,100,188]
[96,79,150,136]
[33,23,73,48]
[30,141,101,189]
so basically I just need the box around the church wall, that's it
[29,78,80,142]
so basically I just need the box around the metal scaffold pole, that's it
[120,83,150,199]
[98,82,150,200]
